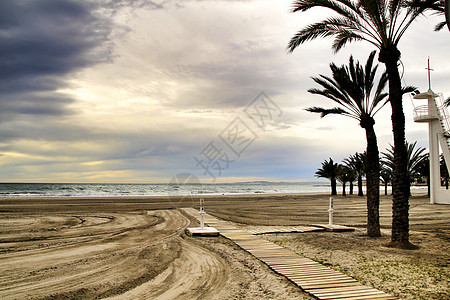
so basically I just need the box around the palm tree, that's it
[415,155,430,196]
[315,158,339,195]
[380,164,393,195]
[306,51,386,237]
[382,141,428,195]
[288,0,438,248]
[346,167,357,195]
[344,152,366,196]
[337,165,353,196]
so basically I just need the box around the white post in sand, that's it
[199,198,205,229]
[186,197,218,236]
[328,197,334,226]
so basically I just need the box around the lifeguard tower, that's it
[412,61,450,204]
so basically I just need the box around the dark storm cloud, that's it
[0,0,113,117]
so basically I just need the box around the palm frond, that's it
[307,50,388,126]
[288,22,337,52]
[444,97,450,107]
[287,0,381,53]
[331,30,368,52]
[382,141,428,177]
[305,106,350,118]
[394,0,442,43]
[310,73,363,117]
[369,72,389,114]
[434,20,447,30]
[401,85,417,95]
[359,0,388,39]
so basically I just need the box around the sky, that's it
[0,0,449,184]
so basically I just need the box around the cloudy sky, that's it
[1,0,449,184]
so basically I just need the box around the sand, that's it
[0,191,448,299]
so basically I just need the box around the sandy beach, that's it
[0,192,448,299]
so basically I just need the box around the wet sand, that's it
[0,191,448,299]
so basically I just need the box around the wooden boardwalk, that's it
[181,208,396,300]
[246,225,325,235]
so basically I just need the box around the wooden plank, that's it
[280,271,344,277]
[271,263,327,269]
[274,269,344,277]
[300,281,362,290]
[294,277,358,285]
[326,294,396,300]
[312,286,382,294]
[287,274,351,281]
[300,281,361,290]
[314,288,385,297]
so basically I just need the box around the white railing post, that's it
[328,197,334,226]
[199,198,205,229]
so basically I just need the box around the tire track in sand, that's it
[105,237,229,300]
[0,209,228,299]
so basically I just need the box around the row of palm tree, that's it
[288,0,447,248]
[315,141,429,239]
[317,141,450,239]
[318,141,429,197]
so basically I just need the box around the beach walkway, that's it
[181,207,397,300]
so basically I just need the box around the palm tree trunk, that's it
[349,182,354,195]
[384,182,388,195]
[342,182,346,196]
[331,178,337,195]
[379,48,415,249]
[357,175,364,196]
[365,124,381,237]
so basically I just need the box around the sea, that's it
[0,182,337,197]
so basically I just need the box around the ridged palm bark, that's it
[288,0,439,248]
[306,51,387,237]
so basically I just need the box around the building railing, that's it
[413,105,435,122]
[437,93,450,136]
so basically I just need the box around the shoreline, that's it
[0,186,430,199]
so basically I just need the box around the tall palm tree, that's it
[306,51,387,237]
[315,158,339,195]
[344,152,366,196]
[288,0,438,248]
